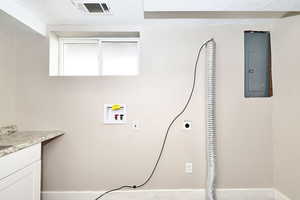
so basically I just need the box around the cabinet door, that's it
[0,161,41,200]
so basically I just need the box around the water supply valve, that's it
[104,104,127,124]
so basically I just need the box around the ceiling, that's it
[12,0,144,26]
[1,0,300,36]
[144,0,300,12]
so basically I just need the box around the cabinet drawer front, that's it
[0,144,41,180]
[0,161,41,200]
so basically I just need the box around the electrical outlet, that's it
[185,162,193,174]
[183,120,192,130]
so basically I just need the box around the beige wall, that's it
[4,8,300,198]
[0,10,276,191]
[10,20,274,190]
[0,11,17,126]
[272,15,300,200]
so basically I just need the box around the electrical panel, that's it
[244,31,273,97]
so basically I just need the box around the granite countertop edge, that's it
[0,130,65,158]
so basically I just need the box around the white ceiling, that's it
[144,0,300,12]
[1,0,300,36]
[12,0,144,26]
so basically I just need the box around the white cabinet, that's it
[0,144,41,200]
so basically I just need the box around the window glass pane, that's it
[63,42,99,76]
[102,41,139,76]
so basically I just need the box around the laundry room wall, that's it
[0,11,17,127]
[272,14,300,200]
[0,10,275,190]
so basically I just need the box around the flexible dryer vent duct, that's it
[93,39,217,200]
[206,39,217,200]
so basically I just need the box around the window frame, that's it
[58,37,140,76]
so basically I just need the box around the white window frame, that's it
[58,37,140,76]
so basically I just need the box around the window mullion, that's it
[59,39,64,76]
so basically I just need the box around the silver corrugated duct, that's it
[94,39,217,200]
[206,39,217,200]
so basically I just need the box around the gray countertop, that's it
[0,130,64,158]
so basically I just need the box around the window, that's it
[58,38,139,76]
[101,41,139,76]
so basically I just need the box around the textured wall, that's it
[0,10,277,191]
[10,20,274,190]
[0,11,17,127]
[272,15,300,200]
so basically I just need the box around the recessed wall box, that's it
[183,120,192,130]
[104,104,127,124]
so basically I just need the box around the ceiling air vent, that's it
[71,0,112,15]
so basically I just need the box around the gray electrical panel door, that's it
[244,31,272,97]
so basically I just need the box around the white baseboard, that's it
[42,188,275,200]
[274,189,291,200]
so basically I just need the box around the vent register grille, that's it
[71,0,112,14]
